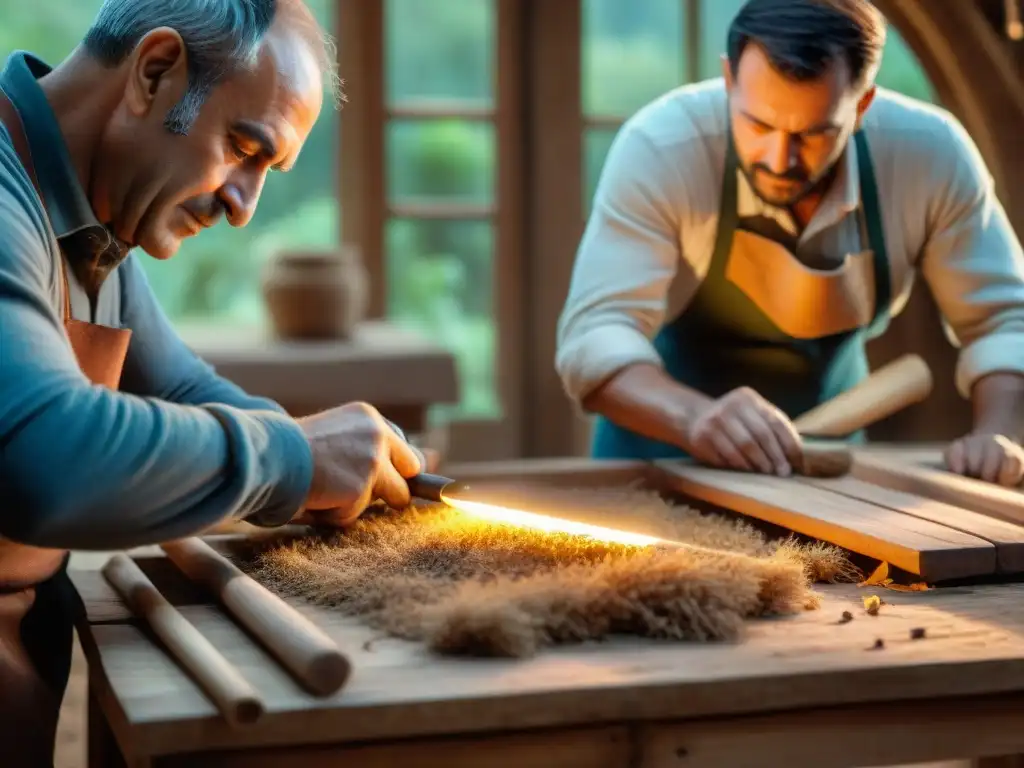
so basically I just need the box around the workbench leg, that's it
[973,757,1024,767]
[87,687,125,768]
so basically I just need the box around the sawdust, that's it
[241,487,857,658]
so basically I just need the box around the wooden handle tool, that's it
[790,355,933,478]
[797,444,853,478]
[101,553,265,727]
[161,537,351,697]
[792,354,933,438]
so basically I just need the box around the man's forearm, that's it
[582,363,711,450]
[971,372,1024,441]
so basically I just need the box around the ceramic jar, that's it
[261,246,369,340]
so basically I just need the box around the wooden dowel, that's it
[101,554,265,727]
[160,537,351,697]
[793,354,933,438]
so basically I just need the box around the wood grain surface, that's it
[651,462,997,580]
[798,475,1024,572]
[71,561,1024,758]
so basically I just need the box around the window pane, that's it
[386,0,494,105]
[698,0,746,81]
[387,120,495,206]
[583,128,621,213]
[582,0,686,117]
[2,0,339,326]
[386,219,499,419]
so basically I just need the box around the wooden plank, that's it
[651,462,996,580]
[852,454,1024,526]
[635,693,1024,768]
[76,583,1024,757]
[443,457,652,487]
[798,475,1024,573]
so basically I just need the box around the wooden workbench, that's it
[71,561,1024,768]
[70,445,1024,768]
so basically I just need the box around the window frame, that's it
[336,0,691,461]
[337,0,526,461]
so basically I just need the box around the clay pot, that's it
[261,246,368,340]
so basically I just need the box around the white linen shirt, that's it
[556,79,1024,406]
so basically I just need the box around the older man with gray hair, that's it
[0,2,422,763]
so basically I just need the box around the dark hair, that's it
[82,0,341,136]
[727,0,887,88]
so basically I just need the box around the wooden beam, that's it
[523,0,585,458]
[582,114,627,129]
[386,202,495,220]
[652,461,998,581]
[337,0,387,319]
[685,0,701,83]
[387,100,495,120]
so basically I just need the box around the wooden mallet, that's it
[791,354,934,477]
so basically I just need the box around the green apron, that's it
[592,129,892,460]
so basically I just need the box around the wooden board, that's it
[798,475,1024,573]
[443,457,653,487]
[69,561,1024,758]
[651,462,997,581]
[852,452,1024,526]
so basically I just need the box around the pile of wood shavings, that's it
[241,487,857,657]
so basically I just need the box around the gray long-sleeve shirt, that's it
[0,51,313,551]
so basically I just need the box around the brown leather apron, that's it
[0,88,131,767]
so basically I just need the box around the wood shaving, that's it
[236,488,857,657]
[858,561,931,592]
[863,595,882,615]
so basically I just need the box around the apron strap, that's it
[706,122,740,282]
[0,88,74,325]
[853,129,892,331]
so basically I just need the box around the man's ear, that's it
[123,27,188,118]
[853,85,877,130]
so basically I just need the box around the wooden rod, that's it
[160,537,350,697]
[101,554,265,727]
[793,354,933,438]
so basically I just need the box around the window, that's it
[1,1,338,327]
[582,0,686,208]
[383,0,500,419]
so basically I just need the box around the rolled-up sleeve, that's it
[555,125,687,406]
[918,117,1024,397]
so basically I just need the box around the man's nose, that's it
[764,132,798,175]
[218,177,263,228]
